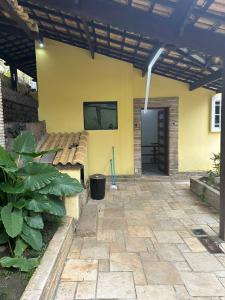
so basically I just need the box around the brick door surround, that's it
[133,97,179,176]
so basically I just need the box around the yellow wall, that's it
[36,39,220,175]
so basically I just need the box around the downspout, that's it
[144,48,164,112]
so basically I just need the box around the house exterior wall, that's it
[36,39,220,175]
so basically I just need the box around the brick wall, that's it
[2,85,38,123]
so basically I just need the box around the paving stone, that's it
[184,252,224,272]
[75,281,96,299]
[140,251,159,262]
[183,237,207,252]
[125,237,148,252]
[154,230,183,243]
[174,284,190,299]
[69,238,83,253]
[98,259,110,272]
[96,272,136,299]
[173,261,191,272]
[127,225,153,237]
[56,181,225,299]
[136,285,177,300]
[102,218,127,230]
[104,208,124,218]
[142,261,183,284]
[181,272,225,297]
[55,281,77,300]
[77,203,98,236]
[110,252,146,284]
[155,244,185,262]
[80,237,109,259]
[61,259,98,282]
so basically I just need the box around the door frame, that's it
[133,97,179,176]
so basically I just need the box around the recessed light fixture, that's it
[39,42,44,48]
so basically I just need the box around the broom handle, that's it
[110,159,114,185]
[112,146,116,184]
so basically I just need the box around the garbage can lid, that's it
[90,174,106,179]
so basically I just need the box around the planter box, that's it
[190,178,220,210]
[20,217,75,300]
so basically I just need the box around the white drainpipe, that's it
[144,48,164,112]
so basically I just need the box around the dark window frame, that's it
[83,101,118,130]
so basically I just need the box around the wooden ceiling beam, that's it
[27,0,225,57]
[81,20,95,58]
[171,0,197,37]
[189,69,222,90]
[0,0,40,40]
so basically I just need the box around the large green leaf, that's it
[0,181,25,194]
[13,132,36,154]
[14,238,27,257]
[25,195,66,216]
[38,173,83,196]
[13,199,26,209]
[0,256,39,272]
[1,204,23,238]
[0,145,17,172]
[21,223,42,251]
[0,231,8,245]
[17,163,59,191]
[25,214,44,229]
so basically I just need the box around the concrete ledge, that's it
[190,178,220,210]
[20,217,75,300]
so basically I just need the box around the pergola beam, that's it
[189,69,222,90]
[171,0,197,37]
[82,20,95,59]
[0,0,39,40]
[28,0,225,57]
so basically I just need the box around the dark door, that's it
[157,109,169,174]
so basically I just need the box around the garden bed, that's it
[190,178,219,210]
[20,217,74,300]
[0,216,60,300]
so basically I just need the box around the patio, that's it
[55,180,225,299]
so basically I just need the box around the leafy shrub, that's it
[211,152,220,177]
[0,132,83,272]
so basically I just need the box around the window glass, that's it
[211,93,221,132]
[83,102,118,130]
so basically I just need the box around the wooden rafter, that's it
[171,0,197,37]
[189,69,222,90]
[29,0,225,57]
[82,19,95,59]
[0,0,40,40]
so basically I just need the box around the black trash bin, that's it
[90,174,106,200]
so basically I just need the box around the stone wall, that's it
[2,85,38,123]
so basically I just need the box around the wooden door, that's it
[157,109,169,174]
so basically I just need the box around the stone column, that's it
[0,79,5,148]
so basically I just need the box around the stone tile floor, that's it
[55,180,225,299]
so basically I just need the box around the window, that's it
[211,93,221,132]
[83,101,118,130]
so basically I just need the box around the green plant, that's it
[0,132,83,272]
[211,152,220,176]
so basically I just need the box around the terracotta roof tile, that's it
[38,131,88,166]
